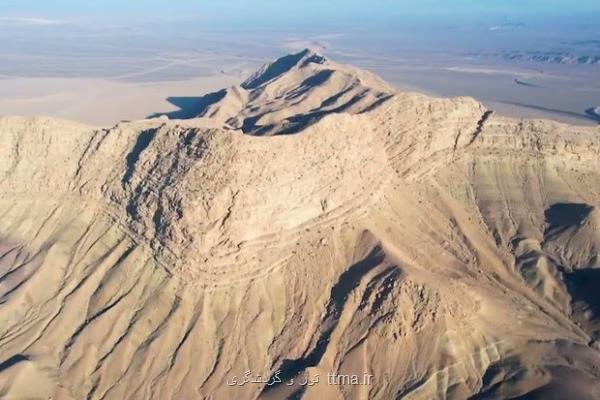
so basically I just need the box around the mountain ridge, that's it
[0,51,600,399]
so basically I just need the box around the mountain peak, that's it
[178,49,394,135]
[241,48,328,90]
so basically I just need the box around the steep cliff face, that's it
[0,51,599,400]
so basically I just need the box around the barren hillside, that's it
[0,50,599,400]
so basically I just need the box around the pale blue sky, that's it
[2,0,600,22]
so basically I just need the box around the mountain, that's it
[184,49,394,135]
[1,50,600,400]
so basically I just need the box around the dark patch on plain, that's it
[501,101,600,123]
[514,78,541,88]
[148,89,227,120]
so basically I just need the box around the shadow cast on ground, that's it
[501,101,600,124]
[147,90,227,120]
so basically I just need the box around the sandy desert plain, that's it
[1,19,599,126]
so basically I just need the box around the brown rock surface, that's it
[1,50,599,399]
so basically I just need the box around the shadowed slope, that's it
[241,49,327,90]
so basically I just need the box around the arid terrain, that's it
[1,50,600,399]
[2,15,600,127]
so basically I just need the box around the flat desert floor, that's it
[1,21,598,127]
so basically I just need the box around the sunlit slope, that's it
[1,51,599,399]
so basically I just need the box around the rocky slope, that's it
[0,50,599,400]
[188,48,394,135]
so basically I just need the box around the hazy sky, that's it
[2,0,600,24]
